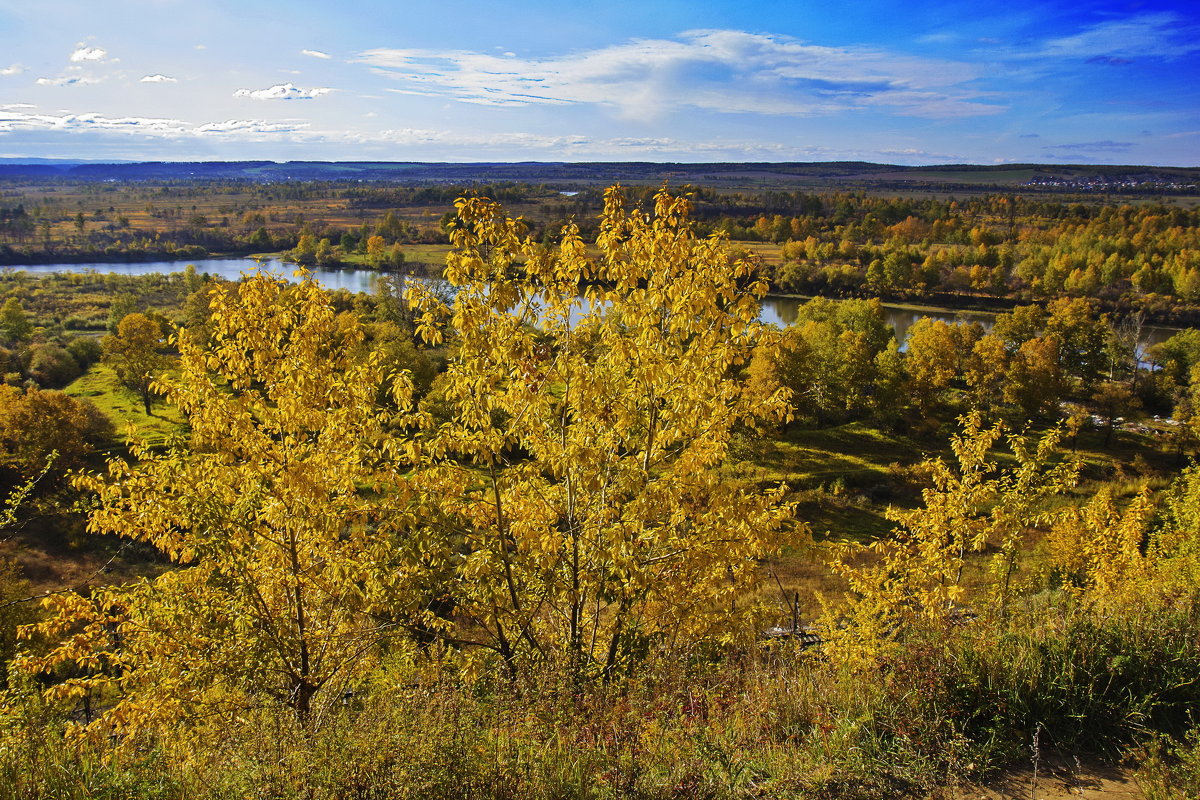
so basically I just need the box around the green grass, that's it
[752,422,930,486]
[747,422,932,587]
[331,244,453,273]
[64,364,185,450]
[796,500,892,543]
[398,243,453,266]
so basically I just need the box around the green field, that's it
[64,363,185,450]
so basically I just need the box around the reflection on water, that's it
[760,295,1177,352]
[5,257,388,294]
[4,258,1183,349]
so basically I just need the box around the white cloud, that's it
[301,49,331,59]
[140,74,177,83]
[356,29,1002,120]
[69,46,108,63]
[36,75,102,87]
[196,119,307,134]
[0,109,308,139]
[0,104,983,163]
[1037,13,1200,60]
[349,127,965,162]
[233,82,332,100]
[0,110,187,135]
[1043,140,1134,152]
[0,64,25,76]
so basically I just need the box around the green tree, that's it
[1091,380,1141,448]
[66,336,103,371]
[753,298,893,425]
[376,210,404,242]
[1148,328,1200,387]
[1004,336,1068,419]
[246,226,273,250]
[1044,297,1109,388]
[26,343,82,389]
[992,304,1045,354]
[288,233,318,266]
[105,294,139,335]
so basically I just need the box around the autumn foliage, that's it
[9,188,1200,799]
[17,187,794,738]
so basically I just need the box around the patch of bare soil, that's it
[1,526,161,595]
[948,757,1148,800]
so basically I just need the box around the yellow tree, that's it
[1043,463,1200,608]
[409,187,794,681]
[964,333,1009,412]
[823,413,1077,665]
[366,233,387,265]
[20,272,426,738]
[0,386,111,480]
[1091,379,1141,447]
[1004,336,1068,419]
[0,297,32,343]
[1045,488,1155,600]
[905,318,977,413]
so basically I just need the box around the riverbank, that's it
[768,287,1200,329]
[3,257,1187,346]
[20,248,1162,330]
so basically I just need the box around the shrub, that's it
[25,344,81,389]
[65,336,102,370]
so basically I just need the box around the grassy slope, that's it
[749,411,1174,621]
[63,364,185,450]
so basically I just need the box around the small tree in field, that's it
[409,187,795,681]
[0,298,32,343]
[102,312,169,415]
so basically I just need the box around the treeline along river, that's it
[3,257,1180,353]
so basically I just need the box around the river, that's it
[3,257,1183,349]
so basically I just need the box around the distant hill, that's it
[0,159,1196,193]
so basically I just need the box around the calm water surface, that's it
[5,258,1181,349]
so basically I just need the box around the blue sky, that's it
[0,0,1196,165]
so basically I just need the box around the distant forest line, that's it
[0,158,1198,192]
[2,169,1199,324]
